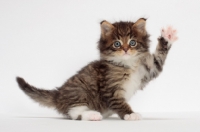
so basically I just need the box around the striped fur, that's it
[16,18,177,121]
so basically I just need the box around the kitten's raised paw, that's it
[161,26,178,44]
[124,113,142,121]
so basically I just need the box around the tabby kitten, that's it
[16,18,178,121]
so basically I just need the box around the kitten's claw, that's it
[161,26,178,44]
[124,113,142,121]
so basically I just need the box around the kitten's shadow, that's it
[15,116,179,121]
[105,117,177,121]
[142,118,179,120]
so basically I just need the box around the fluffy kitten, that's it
[16,18,178,121]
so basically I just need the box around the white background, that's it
[0,0,200,117]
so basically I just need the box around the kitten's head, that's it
[98,18,150,67]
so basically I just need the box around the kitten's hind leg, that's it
[68,106,102,121]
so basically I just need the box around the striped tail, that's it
[16,77,58,108]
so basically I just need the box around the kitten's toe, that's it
[161,26,178,44]
[124,113,142,121]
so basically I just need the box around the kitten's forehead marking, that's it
[117,28,130,37]
[114,22,133,37]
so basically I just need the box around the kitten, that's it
[16,18,178,121]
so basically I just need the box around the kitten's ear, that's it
[133,18,146,34]
[100,20,114,37]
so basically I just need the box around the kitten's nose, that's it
[123,47,129,52]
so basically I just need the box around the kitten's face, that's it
[106,34,138,61]
[98,18,150,66]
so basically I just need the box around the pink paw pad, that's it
[161,26,178,43]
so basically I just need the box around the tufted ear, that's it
[100,20,114,37]
[132,18,146,34]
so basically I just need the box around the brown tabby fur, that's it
[16,18,173,120]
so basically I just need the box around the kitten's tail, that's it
[16,77,58,108]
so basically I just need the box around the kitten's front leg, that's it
[154,26,178,71]
[145,26,178,78]
[108,98,141,120]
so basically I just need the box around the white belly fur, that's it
[122,66,146,101]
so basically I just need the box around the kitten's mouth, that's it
[123,52,131,56]
[122,53,131,59]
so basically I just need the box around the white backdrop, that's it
[0,0,200,117]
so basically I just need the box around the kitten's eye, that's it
[113,41,121,48]
[129,40,137,47]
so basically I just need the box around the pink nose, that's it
[123,47,129,52]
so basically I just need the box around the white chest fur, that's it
[122,66,146,101]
